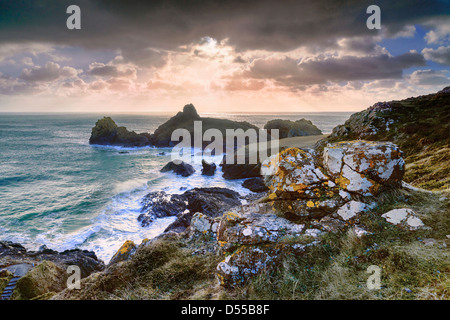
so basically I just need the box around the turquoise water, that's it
[0,112,351,262]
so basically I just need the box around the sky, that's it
[0,0,448,113]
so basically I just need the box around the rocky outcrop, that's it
[0,241,105,279]
[323,140,404,196]
[324,87,450,191]
[381,208,426,230]
[242,177,269,192]
[160,160,195,177]
[11,261,67,300]
[216,211,321,287]
[264,118,322,139]
[108,240,137,265]
[221,153,262,180]
[138,188,242,231]
[149,104,259,148]
[201,160,216,176]
[89,117,151,147]
[215,140,408,286]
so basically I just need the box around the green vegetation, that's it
[229,188,449,300]
[52,187,448,300]
[324,88,450,191]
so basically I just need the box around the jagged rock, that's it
[323,140,405,196]
[242,177,269,192]
[201,160,216,176]
[138,188,242,229]
[149,103,259,148]
[264,118,322,139]
[381,208,425,230]
[108,240,137,265]
[89,117,151,147]
[160,160,195,177]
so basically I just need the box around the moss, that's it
[11,261,67,300]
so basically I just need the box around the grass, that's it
[52,187,449,301]
[225,188,450,300]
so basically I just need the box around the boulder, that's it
[149,104,259,148]
[326,87,450,191]
[160,160,195,177]
[323,140,405,196]
[89,117,151,147]
[191,212,219,235]
[138,188,242,230]
[264,118,322,139]
[381,208,425,230]
[201,159,216,176]
[242,177,268,193]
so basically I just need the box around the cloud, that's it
[0,0,447,56]
[87,62,137,78]
[20,62,80,82]
[424,19,450,44]
[245,51,426,90]
[408,69,449,86]
[422,46,450,66]
[223,78,265,91]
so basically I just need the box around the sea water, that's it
[0,112,351,262]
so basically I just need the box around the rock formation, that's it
[160,160,195,177]
[264,118,322,139]
[89,117,151,147]
[214,140,411,286]
[324,86,449,191]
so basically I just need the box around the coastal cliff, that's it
[2,87,449,300]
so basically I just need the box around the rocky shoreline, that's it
[1,87,449,300]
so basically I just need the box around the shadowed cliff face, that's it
[319,87,450,191]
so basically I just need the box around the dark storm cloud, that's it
[246,51,426,89]
[0,0,447,57]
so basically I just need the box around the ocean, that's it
[0,112,352,262]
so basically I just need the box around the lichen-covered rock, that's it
[381,208,425,230]
[323,140,405,196]
[89,117,151,147]
[215,210,322,286]
[108,240,137,265]
[242,177,269,193]
[263,147,328,197]
[191,212,219,235]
